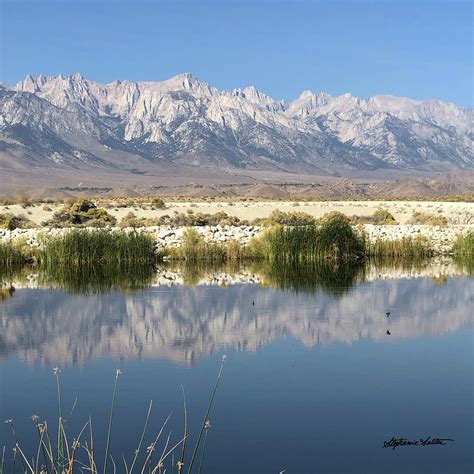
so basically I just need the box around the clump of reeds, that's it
[0,240,35,267]
[452,231,473,274]
[166,228,252,263]
[250,212,365,263]
[39,229,157,267]
[452,231,473,258]
[1,357,227,473]
[365,235,434,259]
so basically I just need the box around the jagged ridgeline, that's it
[0,72,472,175]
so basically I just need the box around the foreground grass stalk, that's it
[53,368,64,471]
[129,400,153,474]
[187,355,226,474]
[197,425,209,474]
[139,414,172,474]
[6,421,26,473]
[178,387,188,474]
[2,364,227,473]
[103,369,121,474]
[0,446,5,474]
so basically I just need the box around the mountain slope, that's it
[1,73,472,177]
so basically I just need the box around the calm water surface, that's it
[0,265,472,473]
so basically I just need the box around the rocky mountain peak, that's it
[2,72,472,175]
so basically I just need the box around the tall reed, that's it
[0,241,33,267]
[365,235,434,259]
[39,229,157,267]
[167,228,252,263]
[452,231,473,274]
[251,213,365,263]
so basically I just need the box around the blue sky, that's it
[0,0,472,106]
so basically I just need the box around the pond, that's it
[0,261,472,473]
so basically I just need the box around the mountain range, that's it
[0,73,472,182]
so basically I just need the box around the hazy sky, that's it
[1,0,472,106]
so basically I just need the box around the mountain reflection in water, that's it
[0,261,472,367]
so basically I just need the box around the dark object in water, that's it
[386,311,391,318]
[386,330,391,335]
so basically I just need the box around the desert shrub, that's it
[351,208,398,225]
[45,199,116,227]
[119,212,156,228]
[42,205,53,212]
[151,197,166,209]
[157,211,245,227]
[0,212,36,230]
[255,209,316,226]
[18,196,32,208]
[408,211,448,226]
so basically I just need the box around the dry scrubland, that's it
[1,199,473,227]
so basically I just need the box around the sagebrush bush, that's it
[408,211,448,226]
[157,211,245,227]
[254,209,316,226]
[351,208,398,225]
[0,212,36,230]
[150,196,166,209]
[44,199,116,227]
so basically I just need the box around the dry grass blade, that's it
[129,400,153,474]
[103,369,121,474]
[140,413,172,474]
[187,355,226,474]
[178,386,188,472]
